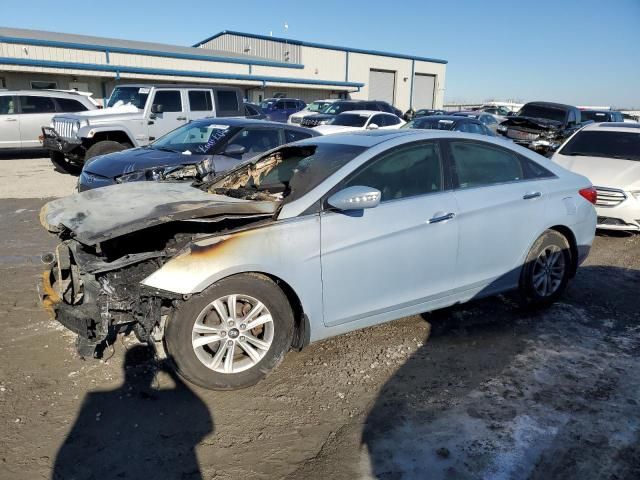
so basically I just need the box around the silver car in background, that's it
[0,90,97,150]
[39,130,596,390]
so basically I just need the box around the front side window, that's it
[228,128,281,154]
[559,131,640,161]
[329,113,369,127]
[285,101,297,109]
[19,96,56,114]
[450,141,524,188]
[107,86,149,109]
[0,96,16,115]
[406,117,455,130]
[342,142,443,202]
[188,91,213,111]
[216,91,239,112]
[456,122,485,135]
[56,98,88,113]
[370,114,389,127]
[153,91,182,112]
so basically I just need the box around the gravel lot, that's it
[0,157,639,479]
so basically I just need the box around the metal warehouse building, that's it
[0,27,447,111]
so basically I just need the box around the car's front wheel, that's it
[519,229,573,308]
[164,274,294,390]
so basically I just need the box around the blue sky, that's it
[2,0,638,107]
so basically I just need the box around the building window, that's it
[31,81,58,90]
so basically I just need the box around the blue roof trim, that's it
[0,34,304,69]
[195,30,448,65]
[0,57,364,88]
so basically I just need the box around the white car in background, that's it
[288,99,338,125]
[552,122,640,231]
[312,110,405,135]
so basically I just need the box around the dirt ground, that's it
[1,157,639,480]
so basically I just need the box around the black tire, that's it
[84,140,132,161]
[518,230,572,309]
[49,150,81,175]
[164,274,294,390]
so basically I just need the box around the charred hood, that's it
[40,182,277,245]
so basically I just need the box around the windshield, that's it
[260,100,276,109]
[328,113,369,127]
[323,103,359,115]
[517,104,566,122]
[404,117,455,130]
[559,131,640,161]
[152,122,235,154]
[306,101,329,112]
[209,143,366,202]
[107,86,149,109]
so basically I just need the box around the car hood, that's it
[40,182,277,245]
[84,148,205,178]
[313,125,362,135]
[308,114,334,121]
[55,104,143,123]
[553,153,640,190]
[501,116,563,130]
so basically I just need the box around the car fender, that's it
[80,125,138,146]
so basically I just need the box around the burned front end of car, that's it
[37,181,279,358]
[40,239,166,357]
[498,117,565,155]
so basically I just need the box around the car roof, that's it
[451,111,484,117]
[0,89,89,97]
[415,115,478,123]
[583,122,640,132]
[197,117,317,133]
[263,97,303,101]
[113,83,240,90]
[524,101,574,110]
[294,129,418,147]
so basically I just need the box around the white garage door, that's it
[412,73,436,109]
[368,69,396,104]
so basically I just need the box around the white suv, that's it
[288,99,338,125]
[0,90,97,150]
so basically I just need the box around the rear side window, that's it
[188,91,213,111]
[56,98,88,112]
[0,96,16,115]
[19,96,56,114]
[284,101,297,109]
[153,91,182,112]
[456,122,485,135]
[343,142,442,202]
[449,141,524,188]
[285,129,313,143]
[216,91,239,112]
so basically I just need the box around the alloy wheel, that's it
[532,245,566,297]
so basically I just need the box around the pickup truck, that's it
[497,101,589,155]
[42,84,244,166]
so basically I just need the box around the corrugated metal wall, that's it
[200,34,302,65]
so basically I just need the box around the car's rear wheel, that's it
[164,274,294,390]
[519,230,572,308]
[84,140,132,161]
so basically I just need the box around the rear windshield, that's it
[107,86,149,109]
[405,117,455,130]
[559,131,640,161]
[329,113,369,127]
[517,104,566,122]
[580,111,611,122]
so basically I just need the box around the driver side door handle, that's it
[177,116,187,121]
[428,212,456,224]
[523,191,542,200]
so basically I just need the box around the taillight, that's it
[579,186,597,205]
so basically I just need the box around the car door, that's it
[445,139,551,293]
[148,90,187,141]
[0,95,20,148]
[18,95,57,148]
[186,89,214,121]
[320,140,459,327]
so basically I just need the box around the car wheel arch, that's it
[518,225,578,281]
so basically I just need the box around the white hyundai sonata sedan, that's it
[553,122,640,231]
[40,130,596,389]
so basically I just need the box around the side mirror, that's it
[367,123,379,130]
[224,144,246,157]
[327,186,381,211]
[151,104,163,114]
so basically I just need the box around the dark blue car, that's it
[260,98,306,123]
[78,118,318,191]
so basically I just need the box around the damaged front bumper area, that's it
[39,240,166,358]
